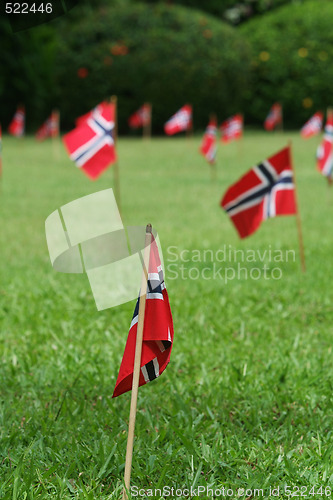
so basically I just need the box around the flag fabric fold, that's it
[36,111,59,141]
[317,112,333,182]
[128,104,151,129]
[75,101,111,127]
[113,236,174,398]
[220,114,243,143]
[264,103,282,131]
[221,146,296,238]
[300,112,323,138]
[199,118,217,164]
[8,106,25,137]
[63,101,116,180]
[164,105,192,135]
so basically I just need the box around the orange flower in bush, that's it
[77,67,89,78]
[110,43,129,56]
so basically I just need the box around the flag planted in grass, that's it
[221,146,296,238]
[8,106,25,137]
[128,104,151,129]
[301,112,323,138]
[199,117,217,164]
[220,114,243,143]
[264,103,282,131]
[317,109,333,183]
[36,111,59,141]
[63,101,117,180]
[164,105,192,135]
[113,234,174,398]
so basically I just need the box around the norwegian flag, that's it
[221,147,296,238]
[164,105,192,135]
[75,101,109,127]
[63,101,116,180]
[128,104,151,129]
[301,112,323,138]
[317,111,333,182]
[35,111,59,141]
[264,103,282,131]
[221,114,243,143]
[113,235,174,398]
[199,118,217,164]
[8,106,25,137]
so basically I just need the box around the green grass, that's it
[1,131,333,499]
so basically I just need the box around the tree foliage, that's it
[55,2,251,132]
[0,20,57,130]
[241,0,333,127]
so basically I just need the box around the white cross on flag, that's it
[221,146,296,238]
[63,101,117,180]
[164,105,192,135]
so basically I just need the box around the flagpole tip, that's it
[146,224,152,234]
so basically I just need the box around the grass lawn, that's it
[1,131,333,499]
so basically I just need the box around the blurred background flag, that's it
[35,110,60,141]
[164,104,192,135]
[128,103,151,129]
[8,106,25,137]
[63,101,117,180]
[221,146,296,238]
[300,111,323,138]
[220,114,243,143]
[317,108,333,184]
[199,116,217,165]
[264,103,282,131]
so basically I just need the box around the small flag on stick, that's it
[199,116,217,165]
[8,106,25,137]
[264,103,282,131]
[128,103,152,138]
[221,147,297,238]
[119,225,174,500]
[300,112,323,139]
[35,110,60,141]
[220,114,243,143]
[221,145,305,271]
[164,105,192,135]
[317,108,333,184]
[63,101,117,180]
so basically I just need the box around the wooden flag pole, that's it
[186,104,193,140]
[279,105,284,132]
[52,109,60,161]
[237,113,244,159]
[143,102,152,140]
[122,224,152,500]
[111,95,121,214]
[289,141,306,273]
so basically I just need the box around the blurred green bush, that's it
[241,0,333,127]
[0,20,57,131]
[55,1,251,133]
